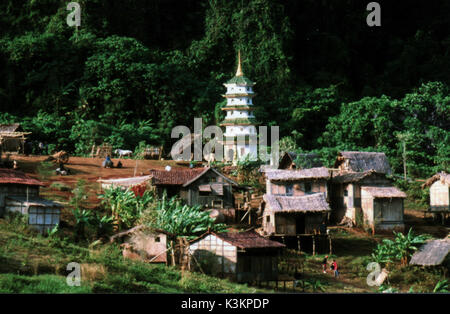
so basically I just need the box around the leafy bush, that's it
[371,228,430,267]
[145,194,227,238]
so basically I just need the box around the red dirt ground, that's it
[3,155,189,219]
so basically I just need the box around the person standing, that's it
[322,255,328,273]
[332,259,339,278]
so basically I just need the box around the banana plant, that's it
[433,280,449,293]
[89,214,115,238]
[152,194,227,237]
[72,208,92,240]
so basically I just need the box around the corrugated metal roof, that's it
[6,196,63,207]
[192,231,285,249]
[98,175,151,187]
[0,169,44,186]
[149,167,209,186]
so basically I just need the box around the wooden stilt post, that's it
[312,235,316,256]
[329,235,332,255]
[297,236,301,252]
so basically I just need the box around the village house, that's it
[330,170,393,224]
[422,172,449,223]
[98,167,238,218]
[148,167,238,210]
[330,151,406,233]
[188,231,285,283]
[0,168,62,233]
[360,186,406,233]
[260,167,331,252]
[110,225,169,264]
[334,151,392,174]
[278,152,323,170]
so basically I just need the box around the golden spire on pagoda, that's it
[235,50,244,77]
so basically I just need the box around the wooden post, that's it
[328,235,332,255]
[297,236,301,252]
[170,240,176,266]
[312,235,316,256]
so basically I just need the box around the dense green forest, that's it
[0,0,449,177]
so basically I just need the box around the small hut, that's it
[0,169,61,233]
[189,231,285,283]
[278,152,323,170]
[410,237,450,267]
[360,186,406,233]
[422,172,450,221]
[0,124,30,154]
[110,225,169,264]
[334,151,392,174]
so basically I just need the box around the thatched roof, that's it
[279,152,323,169]
[263,193,331,213]
[0,123,21,133]
[335,151,391,174]
[361,186,407,198]
[422,172,450,188]
[409,238,450,266]
[265,167,330,181]
[332,170,382,184]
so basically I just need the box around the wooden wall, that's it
[189,234,237,277]
[270,179,327,198]
[185,171,234,208]
[361,191,404,233]
[430,181,449,211]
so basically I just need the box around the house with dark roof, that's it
[188,231,285,282]
[330,170,406,233]
[0,169,62,233]
[148,167,238,209]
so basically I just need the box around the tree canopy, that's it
[0,0,449,176]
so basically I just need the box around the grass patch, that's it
[0,274,91,293]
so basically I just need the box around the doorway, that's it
[296,215,305,234]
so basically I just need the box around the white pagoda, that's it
[220,51,258,164]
